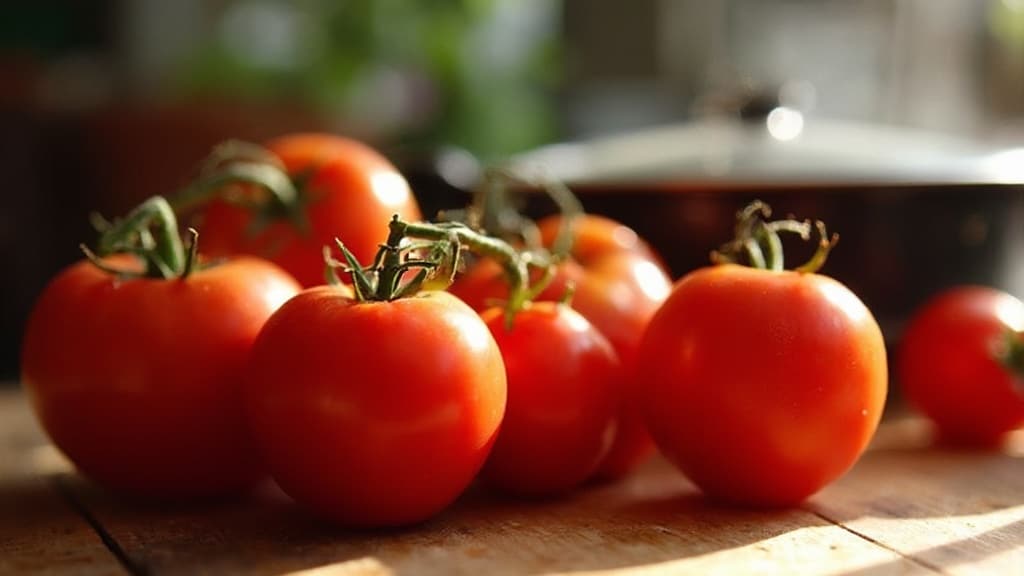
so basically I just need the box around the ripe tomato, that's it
[636,264,887,506]
[197,133,422,286]
[245,288,506,527]
[899,286,1024,446]
[21,256,300,497]
[535,213,663,266]
[479,303,621,496]
[450,214,672,480]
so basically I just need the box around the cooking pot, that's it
[506,109,1024,343]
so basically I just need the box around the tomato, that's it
[479,303,621,496]
[21,256,300,497]
[536,213,664,266]
[245,288,506,527]
[450,214,672,480]
[636,264,887,506]
[197,133,422,287]
[899,286,1024,446]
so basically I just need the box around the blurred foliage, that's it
[991,0,1024,48]
[175,0,562,159]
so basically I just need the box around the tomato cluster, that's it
[450,213,673,480]
[36,132,1002,528]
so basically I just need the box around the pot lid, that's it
[510,111,1024,188]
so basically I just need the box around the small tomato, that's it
[479,303,621,496]
[451,214,672,480]
[899,286,1024,446]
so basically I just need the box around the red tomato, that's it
[636,264,887,506]
[450,214,672,480]
[21,256,300,497]
[899,286,1024,446]
[245,288,506,527]
[479,303,621,496]
[198,134,422,287]
[535,213,663,266]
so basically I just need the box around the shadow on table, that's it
[0,476,126,574]
[7,413,1023,575]
[51,463,818,576]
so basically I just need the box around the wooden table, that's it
[2,386,1022,576]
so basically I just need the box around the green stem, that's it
[334,240,376,300]
[376,223,410,301]
[174,163,298,215]
[328,215,532,326]
[544,177,584,260]
[795,221,839,274]
[181,228,200,280]
[484,168,584,260]
[79,244,141,278]
[742,238,767,270]
[96,196,185,279]
[199,139,284,174]
[170,141,308,234]
[713,200,838,273]
[397,218,530,312]
[999,331,1024,392]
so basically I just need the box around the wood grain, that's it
[0,388,125,575]
[60,461,919,576]
[811,418,1024,576]
[4,387,1023,575]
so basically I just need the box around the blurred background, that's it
[5,0,1024,380]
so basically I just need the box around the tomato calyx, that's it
[439,169,584,317]
[711,200,839,273]
[325,214,531,309]
[81,195,205,281]
[172,140,310,237]
[442,168,582,266]
[996,330,1024,389]
[486,168,582,259]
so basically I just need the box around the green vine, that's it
[711,200,838,273]
[448,168,582,254]
[81,196,202,280]
[436,167,583,309]
[171,140,309,236]
[326,214,536,325]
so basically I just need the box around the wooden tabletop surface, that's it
[2,386,1022,576]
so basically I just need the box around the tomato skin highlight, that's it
[245,288,507,527]
[20,256,301,497]
[450,215,672,480]
[198,134,422,287]
[899,286,1024,446]
[636,264,887,506]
